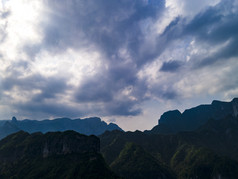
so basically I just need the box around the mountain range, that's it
[148,98,238,134]
[1,98,238,178]
[100,115,238,178]
[99,98,238,178]
[0,117,122,139]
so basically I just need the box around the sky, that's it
[0,0,238,131]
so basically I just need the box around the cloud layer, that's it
[0,0,238,130]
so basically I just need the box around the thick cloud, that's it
[160,60,182,72]
[74,61,148,116]
[162,0,238,68]
[37,0,166,116]
[39,0,165,60]
[0,0,238,130]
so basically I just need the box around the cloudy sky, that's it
[0,0,238,131]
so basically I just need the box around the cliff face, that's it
[150,98,238,134]
[0,130,100,161]
[42,131,100,158]
[0,131,119,179]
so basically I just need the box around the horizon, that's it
[3,97,237,132]
[0,0,238,131]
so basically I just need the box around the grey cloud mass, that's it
[0,0,238,130]
[162,0,238,68]
[160,60,183,72]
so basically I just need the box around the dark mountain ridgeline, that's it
[149,98,238,134]
[0,117,123,139]
[100,116,238,178]
[100,97,238,179]
[1,98,238,178]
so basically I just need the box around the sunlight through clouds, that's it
[0,0,237,131]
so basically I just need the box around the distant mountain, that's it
[0,117,123,139]
[0,121,20,139]
[148,98,238,134]
[0,130,119,179]
[1,98,238,178]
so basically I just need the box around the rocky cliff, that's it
[0,131,119,179]
[0,130,99,161]
[149,98,238,134]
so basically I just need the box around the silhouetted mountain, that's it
[0,117,123,139]
[100,115,238,178]
[0,130,119,179]
[148,98,238,134]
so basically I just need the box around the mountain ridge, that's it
[0,130,119,179]
[0,117,123,139]
[1,98,238,178]
[148,98,238,134]
[100,115,238,178]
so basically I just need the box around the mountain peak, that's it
[150,97,238,134]
[159,110,181,125]
[232,98,238,102]
[11,116,17,123]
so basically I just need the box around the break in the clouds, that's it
[0,0,238,130]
